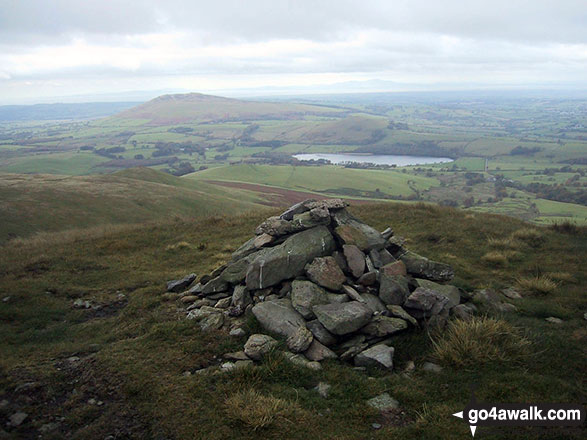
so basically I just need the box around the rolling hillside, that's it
[113,93,345,125]
[0,168,269,242]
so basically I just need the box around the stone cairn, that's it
[166,199,477,372]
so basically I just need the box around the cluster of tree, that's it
[504,181,587,205]
[250,151,300,165]
[152,141,206,157]
[167,161,196,176]
[510,145,542,155]
[97,157,178,168]
[240,124,260,141]
[95,146,126,158]
[464,172,486,186]
[387,121,409,130]
[168,127,194,134]
[242,140,288,149]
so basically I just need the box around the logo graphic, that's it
[452,389,585,437]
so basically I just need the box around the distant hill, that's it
[0,102,141,121]
[114,93,345,125]
[0,168,269,242]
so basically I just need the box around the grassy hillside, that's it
[0,168,268,243]
[0,203,585,439]
[188,164,439,199]
[114,93,345,125]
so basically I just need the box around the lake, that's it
[293,153,453,166]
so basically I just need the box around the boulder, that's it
[291,207,331,229]
[246,226,336,290]
[360,293,387,313]
[290,280,329,319]
[380,261,407,277]
[400,251,454,282]
[167,273,197,292]
[304,340,338,361]
[341,285,366,303]
[451,303,477,321]
[252,299,306,338]
[416,278,460,308]
[366,393,399,411]
[279,199,314,220]
[244,334,278,360]
[201,276,229,296]
[305,256,346,291]
[231,285,252,309]
[386,305,418,326]
[255,216,298,237]
[306,319,338,346]
[313,301,372,335]
[286,326,314,353]
[379,274,410,305]
[358,271,378,286]
[403,287,450,319]
[361,316,408,337]
[199,312,224,331]
[354,344,394,370]
[343,244,366,278]
[253,233,275,249]
[332,210,387,252]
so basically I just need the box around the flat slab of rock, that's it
[403,287,449,319]
[313,301,372,335]
[361,316,408,337]
[343,244,366,278]
[379,274,410,305]
[252,299,306,338]
[354,344,394,370]
[304,339,338,361]
[400,251,454,282]
[306,319,338,346]
[167,273,197,292]
[332,210,387,252]
[305,256,346,291]
[246,226,336,290]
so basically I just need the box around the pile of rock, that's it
[167,199,474,370]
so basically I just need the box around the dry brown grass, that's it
[481,251,508,266]
[432,317,532,369]
[225,389,304,431]
[510,227,545,246]
[486,236,522,250]
[516,275,559,295]
[547,272,577,284]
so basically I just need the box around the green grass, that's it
[0,168,268,242]
[1,203,585,439]
[0,152,110,175]
[187,164,439,198]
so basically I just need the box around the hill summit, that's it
[165,199,479,371]
[115,92,340,125]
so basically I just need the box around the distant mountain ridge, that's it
[0,102,141,121]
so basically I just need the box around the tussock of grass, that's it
[164,241,192,251]
[516,275,559,295]
[487,236,522,250]
[432,317,532,369]
[481,251,508,266]
[547,272,576,284]
[225,389,302,430]
[510,227,545,246]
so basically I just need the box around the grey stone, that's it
[381,227,394,239]
[306,199,347,211]
[286,326,314,353]
[386,305,418,326]
[343,245,366,278]
[306,319,338,346]
[8,412,27,427]
[304,339,338,361]
[201,276,229,296]
[451,303,476,321]
[231,237,257,261]
[279,199,314,220]
[314,382,331,398]
[290,280,329,319]
[358,271,378,286]
[341,285,366,303]
[246,226,336,290]
[380,261,407,276]
[502,287,522,300]
[187,283,203,294]
[283,352,322,370]
[416,278,461,308]
[252,299,306,338]
[379,274,410,305]
[404,287,450,319]
[305,256,346,291]
[332,209,387,251]
[545,317,563,324]
[360,293,387,313]
[291,207,331,230]
[255,216,297,237]
[326,293,349,303]
[254,233,275,248]
[400,251,454,282]
[224,351,250,361]
[39,422,59,433]
[199,313,224,331]
[331,250,349,273]
[234,360,254,369]
[244,334,278,360]
[229,327,246,337]
[366,393,399,411]
[215,297,231,309]
[422,362,443,373]
[313,301,373,335]
[354,344,394,370]
[231,285,252,309]
[167,273,197,292]
[361,316,408,337]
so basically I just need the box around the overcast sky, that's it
[1,0,586,103]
